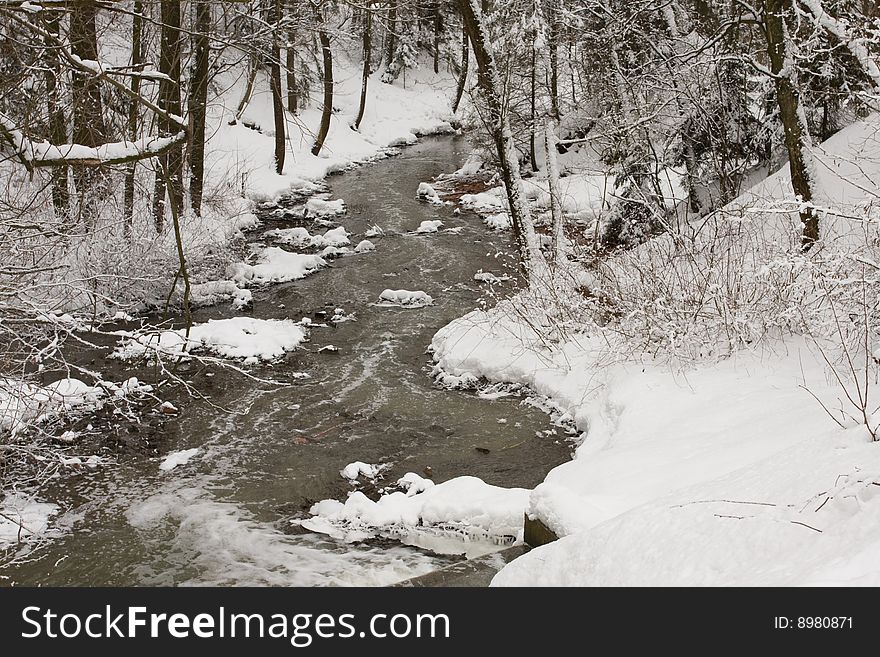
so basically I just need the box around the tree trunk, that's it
[763,0,818,248]
[270,0,286,174]
[355,7,372,130]
[384,1,397,68]
[153,0,184,232]
[452,24,468,113]
[455,0,544,279]
[45,10,69,219]
[433,3,442,74]
[529,45,539,171]
[189,0,210,215]
[286,1,298,114]
[544,119,566,266]
[547,2,559,119]
[311,14,333,156]
[69,0,107,227]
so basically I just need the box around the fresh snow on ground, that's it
[424,113,880,586]
[113,317,308,363]
[208,62,455,202]
[377,289,434,308]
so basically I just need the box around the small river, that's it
[2,136,570,586]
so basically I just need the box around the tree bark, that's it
[286,1,298,114]
[529,45,539,171]
[433,3,442,74]
[270,0,286,174]
[384,1,397,68]
[763,0,818,248]
[547,1,559,119]
[354,6,372,130]
[69,0,107,227]
[452,24,468,113]
[189,0,210,215]
[45,9,69,218]
[153,0,184,232]
[311,13,333,156]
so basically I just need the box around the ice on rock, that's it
[377,289,434,308]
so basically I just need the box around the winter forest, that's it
[1,0,880,587]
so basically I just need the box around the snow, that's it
[229,247,326,286]
[0,493,58,548]
[311,226,351,248]
[159,448,201,472]
[305,475,529,544]
[189,280,252,309]
[112,317,308,362]
[474,270,510,283]
[424,113,880,586]
[377,289,434,308]
[304,198,346,218]
[264,226,312,247]
[364,225,384,238]
[206,61,455,202]
[483,213,512,231]
[415,220,444,233]
[354,239,376,253]
[417,182,443,204]
[341,461,388,481]
[1,377,105,436]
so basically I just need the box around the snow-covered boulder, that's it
[377,289,434,308]
[415,220,444,234]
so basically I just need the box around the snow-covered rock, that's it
[415,220,443,234]
[354,239,376,253]
[304,197,346,217]
[229,247,325,286]
[112,317,308,362]
[377,289,434,308]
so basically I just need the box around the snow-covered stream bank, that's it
[0,137,571,586]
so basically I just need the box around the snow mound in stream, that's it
[112,317,308,363]
[302,475,528,546]
[229,247,326,286]
[415,220,444,233]
[304,197,346,217]
[417,182,443,205]
[377,289,434,308]
[0,493,59,548]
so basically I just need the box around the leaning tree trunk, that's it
[455,0,543,280]
[189,0,210,215]
[311,12,333,156]
[45,9,69,219]
[270,0,286,173]
[69,0,107,228]
[153,0,184,232]
[764,0,818,248]
[452,24,468,113]
[354,6,372,130]
[529,44,538,171]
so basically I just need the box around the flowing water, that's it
[2,136,571,586]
